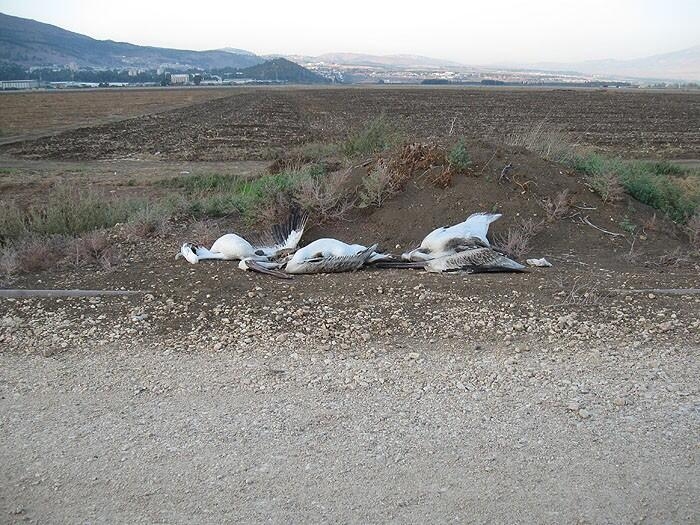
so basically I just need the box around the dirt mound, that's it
[308,139,691,267]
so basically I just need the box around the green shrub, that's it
[342,115,398,157]
[572,153,699,222]
[447,140,472,171]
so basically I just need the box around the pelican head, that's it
[401,247,432,262]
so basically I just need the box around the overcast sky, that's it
[1,0,698,64]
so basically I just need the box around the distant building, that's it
[1,80,40,90]
[170,74,190,85]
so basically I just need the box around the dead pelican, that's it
[402,212,501,261]
[283,238,390,274]
[177,211,308,264]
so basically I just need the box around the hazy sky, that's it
[1,0,698,64]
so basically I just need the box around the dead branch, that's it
[578,216,626,237]
[609,288,700,295]
[0,289,144,298]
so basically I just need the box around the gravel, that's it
[1,272,699,523]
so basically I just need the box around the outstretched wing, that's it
[250,209,309,257]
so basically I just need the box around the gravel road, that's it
[1,274,699,524]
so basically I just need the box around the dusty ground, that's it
[0,87,235,144]
[1,86,699,523]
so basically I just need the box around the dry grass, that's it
[685,212,700,249]
[68,230,120,269]
[188,220,221,247]
[541,189,572,222]
[123,206,170,239]
[358,162,398,208]
[295,169,356,221]
[505,125,582,164]
[495,218,545,258]
[554,274,606,306]
[588,171,625,204]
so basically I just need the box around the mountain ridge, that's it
[0,12,262,69]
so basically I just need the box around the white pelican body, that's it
[285,238,389,274]
[178,211,307,264]
[402,212,501,261]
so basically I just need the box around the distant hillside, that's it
[239,58,329,83]
[219,47,256,56]
[0,12,262,69]
[289,52,465,69]
[531,45,700,82]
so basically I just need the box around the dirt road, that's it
[1,274,698,523]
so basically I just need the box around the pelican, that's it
[402,212,501,261]
[281,238,391,274]
[177,211,308,265]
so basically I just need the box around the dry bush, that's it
[268,154,309,175]
[189,219,220,247]
[387,142,446,188]
[0,245,19,281]
[16,235,69,273]
[655,247,691,268]
[69,230,120,270]
[124,206,170,239]
[494,218,545,258]
[294,169,355,221]
[588,171,624,204]
[540,189,572,222]
[685,212,700,249]
[554,274,605,306]
[505,125,581,164]
[359,162,398,208]
[427,166,454,189]
[642,213,658,234]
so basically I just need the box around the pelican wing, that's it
[287,244,378,274]
[251,209,309,257]
[426,248,526,273]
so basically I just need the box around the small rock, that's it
[578,408,591,419]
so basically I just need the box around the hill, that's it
[0,12,262,69]
[239,58,330,83]
[288,52,465,69]
[530,45,700,82]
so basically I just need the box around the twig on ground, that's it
[609,288,700,295]
[0,289,144,298]
[578,216,626,237]
[448,117,457,135]
[480,151,497,175]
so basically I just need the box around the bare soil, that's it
[2,87,699,160]
[0,87,235,143]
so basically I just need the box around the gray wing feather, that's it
[427,248,526,273]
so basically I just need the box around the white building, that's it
[170,74,190,84]
[1,80,40,90]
